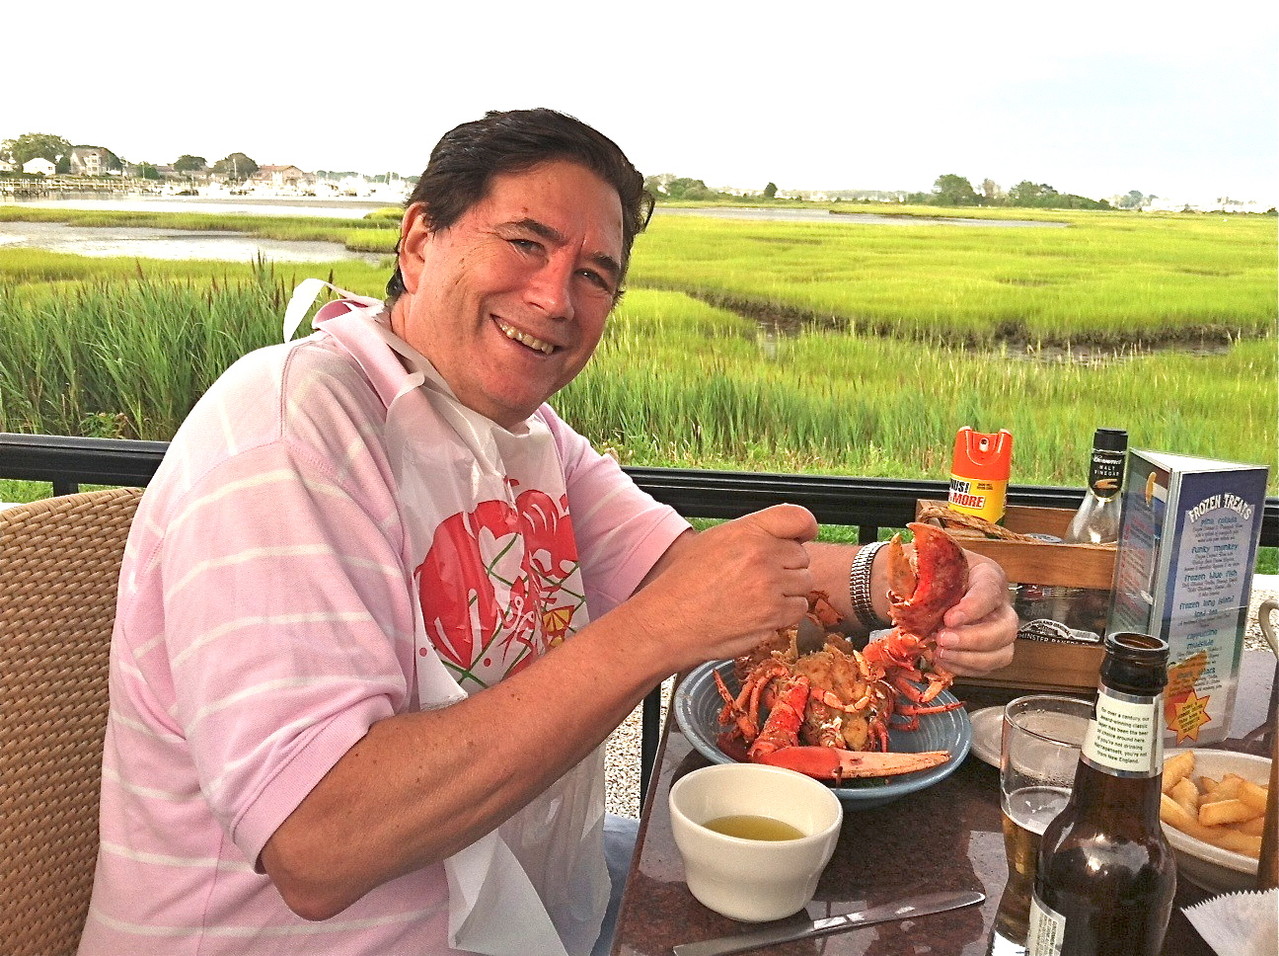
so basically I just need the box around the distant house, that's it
[69,146,123,177]
[252,165,315,189]
[1146,195,1268,214]
[0,158,15,173]
[23,157,56,176]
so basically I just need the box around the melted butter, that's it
[701,814,805,841]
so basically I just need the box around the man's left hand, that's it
[932,552,1017,676]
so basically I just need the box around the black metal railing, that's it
[5,431,1278,800]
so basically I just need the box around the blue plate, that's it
[674,659,972,809]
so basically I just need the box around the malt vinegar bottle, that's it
[1053,428,1127,633]
[1027,632,1176,956]
[1064,428,1128,545]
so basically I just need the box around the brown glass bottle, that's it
[1026,633,1177,956]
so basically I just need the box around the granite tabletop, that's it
[612,650,1278,956]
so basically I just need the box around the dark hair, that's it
[386,108,654,301]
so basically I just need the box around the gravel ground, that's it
[603,575,1279,819]
[605,679,673,819]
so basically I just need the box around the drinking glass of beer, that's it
[992,694,1093,954]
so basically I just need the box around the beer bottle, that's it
[1027,632,1177,956]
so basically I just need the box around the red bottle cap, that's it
[952,427,1013,480]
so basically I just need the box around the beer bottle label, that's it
[1027,892,1066,956]
[1081,687,1163,776]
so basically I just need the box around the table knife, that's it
[671,889,985,956]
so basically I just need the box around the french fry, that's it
[1162,751,1194,793]
[1199,798,1259,827]
[1236,815,1267,837]
[1161,793,1220,842]
[1160,750,1270,861]
[1238,779,1269,815]
[1215,775,1245,801]
[1208,831,1263,859]
[1170,777,1201,817]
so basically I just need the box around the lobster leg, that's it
[887,668,959,705]
[713,670,761,744]
[897,699,967,716]
[745,675,809,762]
[754,747,951,781]
[867,721,892,752]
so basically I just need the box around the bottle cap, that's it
[1093,428,1128,452]
[951,426,1013,480]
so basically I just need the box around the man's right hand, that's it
[622,503,819,672]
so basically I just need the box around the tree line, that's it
[6,131,1152,210]
[910,173,1150,210]
[2,132,257,180]
[644,171,1154,210]
[0,131,267,181]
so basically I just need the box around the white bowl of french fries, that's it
[1160,748,1272,893]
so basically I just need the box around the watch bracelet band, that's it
[849,540,890,631]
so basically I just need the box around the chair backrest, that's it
[0,487,143,956]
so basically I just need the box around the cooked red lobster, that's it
[713,523,968,782]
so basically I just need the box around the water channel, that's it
[0,195,393,264]
[0,194,1065,263]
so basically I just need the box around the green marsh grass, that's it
[1,207,1273,496]
[0,258,383,439]
[0,246,391,296]
[628,209,1275,346]
[559,289,1276,492]
[6,203,1273,346]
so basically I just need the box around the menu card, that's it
[1108,450,1268,747]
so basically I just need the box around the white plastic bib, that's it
[284,280,608,956]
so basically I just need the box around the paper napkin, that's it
[1183,887,1279,956]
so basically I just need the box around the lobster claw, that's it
[885,522,970,637]
[754,747,951,781]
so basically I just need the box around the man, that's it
[80,109,1015,955]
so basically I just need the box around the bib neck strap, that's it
[282,277,383,342]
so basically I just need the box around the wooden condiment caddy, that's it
[915,499,1114,693]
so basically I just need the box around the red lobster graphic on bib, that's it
[415,486,583,691]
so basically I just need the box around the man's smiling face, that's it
[390,159,624,428]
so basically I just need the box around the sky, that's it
[6,1,1277,205]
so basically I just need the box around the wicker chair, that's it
[0,487,143,956]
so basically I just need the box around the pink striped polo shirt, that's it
[78,318,688,955]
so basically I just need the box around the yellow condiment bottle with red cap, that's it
[949,427,1013,524]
